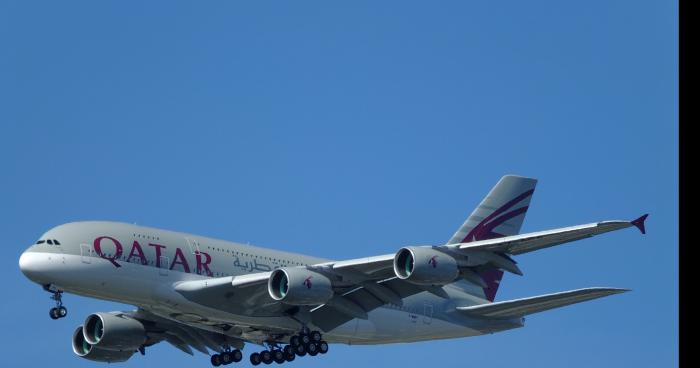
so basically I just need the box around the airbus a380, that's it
[18,175,646,366]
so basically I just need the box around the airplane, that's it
[18,175,647,366]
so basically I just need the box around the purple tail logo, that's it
[462,189,534,242]
[428,256,438,268]
[303,276,313,289]
[462,189,533,302]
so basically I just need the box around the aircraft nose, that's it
[19,251,45,282]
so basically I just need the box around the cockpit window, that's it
[47,239,54,245]
[36,240,45,244]
[53,239,61,245]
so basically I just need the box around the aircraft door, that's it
[159,256,169,276]
[80,244,92,264]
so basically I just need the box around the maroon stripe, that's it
[461,188,534,302]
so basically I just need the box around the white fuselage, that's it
[19,221,521,346]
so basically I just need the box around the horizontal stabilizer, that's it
[456,287,629,318]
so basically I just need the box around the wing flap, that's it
[456,287,629,318]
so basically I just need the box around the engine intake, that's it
[393,247,459,285]
[72,326,135,363]
[268,268,333,305]
[83,312,146,351]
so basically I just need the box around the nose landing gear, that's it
[45,285,67,320]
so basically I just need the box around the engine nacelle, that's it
[268,268,334,305]
[82,312,147,351]
[393,247,459,285]
[72,326,135,363]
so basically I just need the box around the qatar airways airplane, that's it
[18,175,646,366]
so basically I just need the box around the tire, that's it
[285,352,296,362]
[221,352,232,364]
[300,333,311,345]
[261,350,273,365]
[58,306,68,318]
[232,349,243,362]
[273,350,285,364]
[310,330,322,342]
[319,341,329,354]
[210,354,222,367]
[307,342,318,356]
[49,308,59,320]
[290,335,301,347]
[295,344,306,357]
[250,352,261,366]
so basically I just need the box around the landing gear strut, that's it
[46,286,67,320]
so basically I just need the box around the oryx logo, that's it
[428,256,438,268]
[303,276,313,289]
[462,189,534,242]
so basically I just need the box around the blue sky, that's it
[0,1,677,367]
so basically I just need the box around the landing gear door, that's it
[80,244,92,264]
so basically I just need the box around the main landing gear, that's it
[210,348,243,366]
[45,286,67,320]
[249,329,328,366]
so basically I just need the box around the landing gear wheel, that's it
[285,350,296,362]
[250,352,261,366]
[306,342,319,356]
[283,345,294,356]
[47,288,66,320]
[232,349,243,362]
[220,352,232,365]
[319,341,329,354]
[294,344,306,356]
[210,354,222,367]
[289,335,301,347]
[299,333,311,345]
[310,330,322,342]
[261,350,273,365]
[273,349,285,364]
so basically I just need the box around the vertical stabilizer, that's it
[447,175,537,301]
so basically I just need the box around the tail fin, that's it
[447,175,538,301]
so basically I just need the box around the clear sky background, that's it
[1,1,677,367]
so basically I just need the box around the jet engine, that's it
[268,267,334,305]
[82,312,147,351]
[393,247,459,285]
[72,326,136,363]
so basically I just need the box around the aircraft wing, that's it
[125,309,246,355]
[455,287,629,318]
[451,214,648,255]
[174,272,291,318]
[174,215,646,333]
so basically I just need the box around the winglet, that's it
[631,214,648,234]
